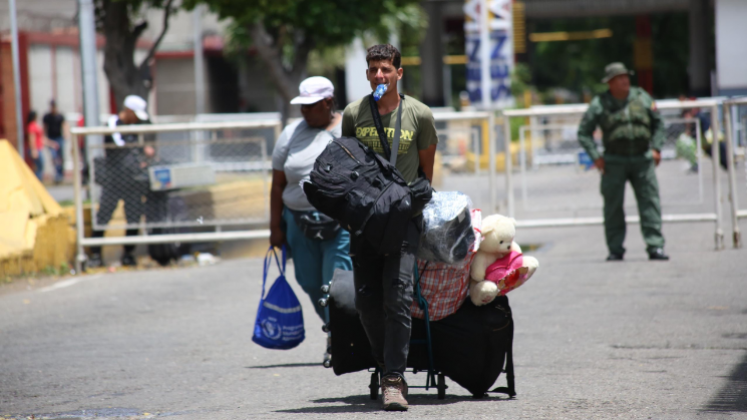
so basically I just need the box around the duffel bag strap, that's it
[368,93,405,166]
[391,95,404,167]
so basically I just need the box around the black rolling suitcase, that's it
[423,297,515,398]
[146,192,191,266]
[322,271,516,399]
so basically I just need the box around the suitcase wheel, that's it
[437,373,446,400]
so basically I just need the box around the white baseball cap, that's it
[123,95,149,121]
[290,76,335,105]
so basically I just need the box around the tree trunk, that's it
[101,1,150,113]
[100,0,174,114]
[249,21,312,124]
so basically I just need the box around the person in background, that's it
[26,110,58,181]
[43,100,67,184]
[577,62,669,262]
[270,76,352,321]
[88,95,154,269]
[675,95,699,172]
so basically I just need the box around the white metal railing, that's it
[722,97,747,247]
[516,117,705,212]
[498,98,728,250]
[433,111,497,209]
[67,98,744,275]
[435,126,482,172]
[69,113,497,273]
[70,119,282,273]
[72,120,282,135]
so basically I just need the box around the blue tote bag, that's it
[252,246,305,350]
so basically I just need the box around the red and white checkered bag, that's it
[411,209,482,321]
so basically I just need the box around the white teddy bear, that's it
[469,214,538,306]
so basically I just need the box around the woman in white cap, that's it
[269,76,352,321]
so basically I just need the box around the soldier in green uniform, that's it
[577,63,669,261]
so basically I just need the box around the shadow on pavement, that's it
[702,351,747,413]
[275,393,512,414]
[246,362,321,369]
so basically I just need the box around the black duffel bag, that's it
[303,136,414,255]
[302,95,431,255]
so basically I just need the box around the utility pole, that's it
[8,0,24,158]
[479,0,491,111]
[78,0,101,132]
[75,0,102,273]
[193,5,205,115]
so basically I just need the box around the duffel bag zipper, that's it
[492,320,512,332]
[334,140,361,165]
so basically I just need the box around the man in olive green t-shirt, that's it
[341,85,438,183]
[341,44,437,412]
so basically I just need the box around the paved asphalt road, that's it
[2,217,747,419]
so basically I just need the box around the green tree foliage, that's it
[183,0,424,111]
[650,13,691,99]
[94,0,179,109]
[527,14,690,102]
[529,17,634,101]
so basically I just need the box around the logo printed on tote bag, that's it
[261,317,283,340]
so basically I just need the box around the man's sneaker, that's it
[121,253,137,267]
[87,253,103,269]
[381,375,408,411]
[606,253,624,261]
[648,248,669,261]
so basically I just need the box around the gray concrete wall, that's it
[689,0,712,96]
[435,0,689,20]
[154,57,210,115]
[522,0,689,18]
[716,0,747,95]
[0,0,77,32]
[420,2,445,107]
[143,7,230,52]
[236,57,280,113]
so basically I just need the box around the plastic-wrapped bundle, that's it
[416,191,475,264]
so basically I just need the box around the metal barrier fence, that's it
[516,117,704,212]
[70,112,493,272]
[434,110,489,172]
[723,97,747,247]
[71,120,282,272]
[499,98,728,250]
[432,111,497,209]
[69,99,742,272]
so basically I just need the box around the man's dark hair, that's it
[366,44,401,69]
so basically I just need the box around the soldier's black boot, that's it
[606,253,624,261]
[648,248,669,261]
[121,252,137,267]
[87,253,103,269]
